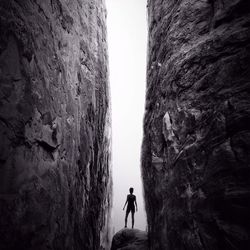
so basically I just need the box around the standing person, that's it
[123,187,138,228]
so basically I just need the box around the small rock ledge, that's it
[111,228,148,250]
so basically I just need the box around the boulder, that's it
[111,229,148,250]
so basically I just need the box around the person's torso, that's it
[127,194,135,207]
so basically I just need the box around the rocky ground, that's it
[111,228,148,250]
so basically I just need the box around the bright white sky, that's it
[106,0,148,233]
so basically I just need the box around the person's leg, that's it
[131,211,135,229]
[125,210,129,228]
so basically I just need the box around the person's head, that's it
[129,187,134,194]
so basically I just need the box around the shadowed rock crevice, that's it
[142,0,250,249]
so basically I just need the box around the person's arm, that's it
[123,195,128,210]
[135,196,138,211]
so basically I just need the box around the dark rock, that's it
[0,0,111,249]
[111,229,148,250]
[142,0,250,249]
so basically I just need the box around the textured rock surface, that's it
[0,0,112,249]
[111,229,148,250]
[142,0,250,249]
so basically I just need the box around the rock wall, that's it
[0,0,112,249]
[142,0,250,249]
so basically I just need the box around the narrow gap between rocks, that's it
[106,1,148,248]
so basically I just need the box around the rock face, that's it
[142,0,250,249]
[111,229,148,250]
[0,0,111,249]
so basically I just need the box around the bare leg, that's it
[125,210,129,228]
[131,211,135,229]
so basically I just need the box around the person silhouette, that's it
[123,187,138,228]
